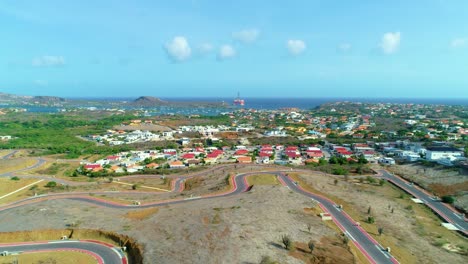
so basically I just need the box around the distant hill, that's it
[0,93,66,104]
[0,92,228,109]
[30,96,67,103]
[132,96,168,106]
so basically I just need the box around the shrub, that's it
[260,256,278,264]
[10,176,20,181]
[367,216,375,224]
[332,167,348,175]
[379,179,385,186]
[366,176,376,184]
[378,227,384,236]
[45,181,57,188]
[281,234,293,250]
[308,240,315,253]
[441,195,455,204]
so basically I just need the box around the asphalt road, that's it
[0,170,398,264]
[0,157,47,177]
[275,172,397,264]
[0,150,18,160]
[378,169,468,236]
[0,240,125,264]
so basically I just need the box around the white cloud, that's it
[198,43,214,54]
[451,38,467,48]
[32,55,66,67]
[338,43,352,52]
[164,36,192,62]
[217,45,236,60]
[380,32,401,54]
[287,39,306,55]
[232,29,260,43]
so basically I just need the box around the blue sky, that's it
[1,0,468,98]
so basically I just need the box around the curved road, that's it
[0,240,126,264]
[377,169,468,236]
[1,171,399,264]
[1,150,18,160]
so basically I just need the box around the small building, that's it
[379,157,395,165]
[237,156,252,164]
[146,163,159,169]
[425,146,464,161]
[235,149,249,156]
[83,164,102,171]
[185,159,201,167]
[169,161,185,169]
[181,153,196,160]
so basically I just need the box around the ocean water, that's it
[4,97,468,115]
[71,97,468,108]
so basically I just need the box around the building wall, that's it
[426,151,463,161]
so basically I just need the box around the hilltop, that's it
[0,93,66,105]
[0,92,228,108]
[132,96,169,106]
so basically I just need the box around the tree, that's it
[358,156,368,164]
[329,156,338,164]
[441,195,455,204]
[108,177,114,183]
[131,184,138,190]
[378,227,384,236]
[281,234,292,250]
[10,176,20,181]
[308,240,315,253]
[334,179,338,186]
[367,216,375,224]
[45,181,57,188]
[367,206,372,215]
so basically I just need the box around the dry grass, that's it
[246,174,279,185]
[124,208,159,220]
[0,230,115,245]
[0,150,12,157]
[184,177,205,191]
[0,178,38,197]
[1,250,97,264]
[0,158,37,174]
[289,236,355,264]
[428,182,468,197]
[0,179,48,204]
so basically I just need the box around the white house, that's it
[0,135,12,140]
[425,147,464,161]
[379,157,395,165]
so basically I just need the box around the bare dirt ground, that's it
[383,164,468,211]
[0,185,351,264]
[295,171,468,264]
[1,162,467,264]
